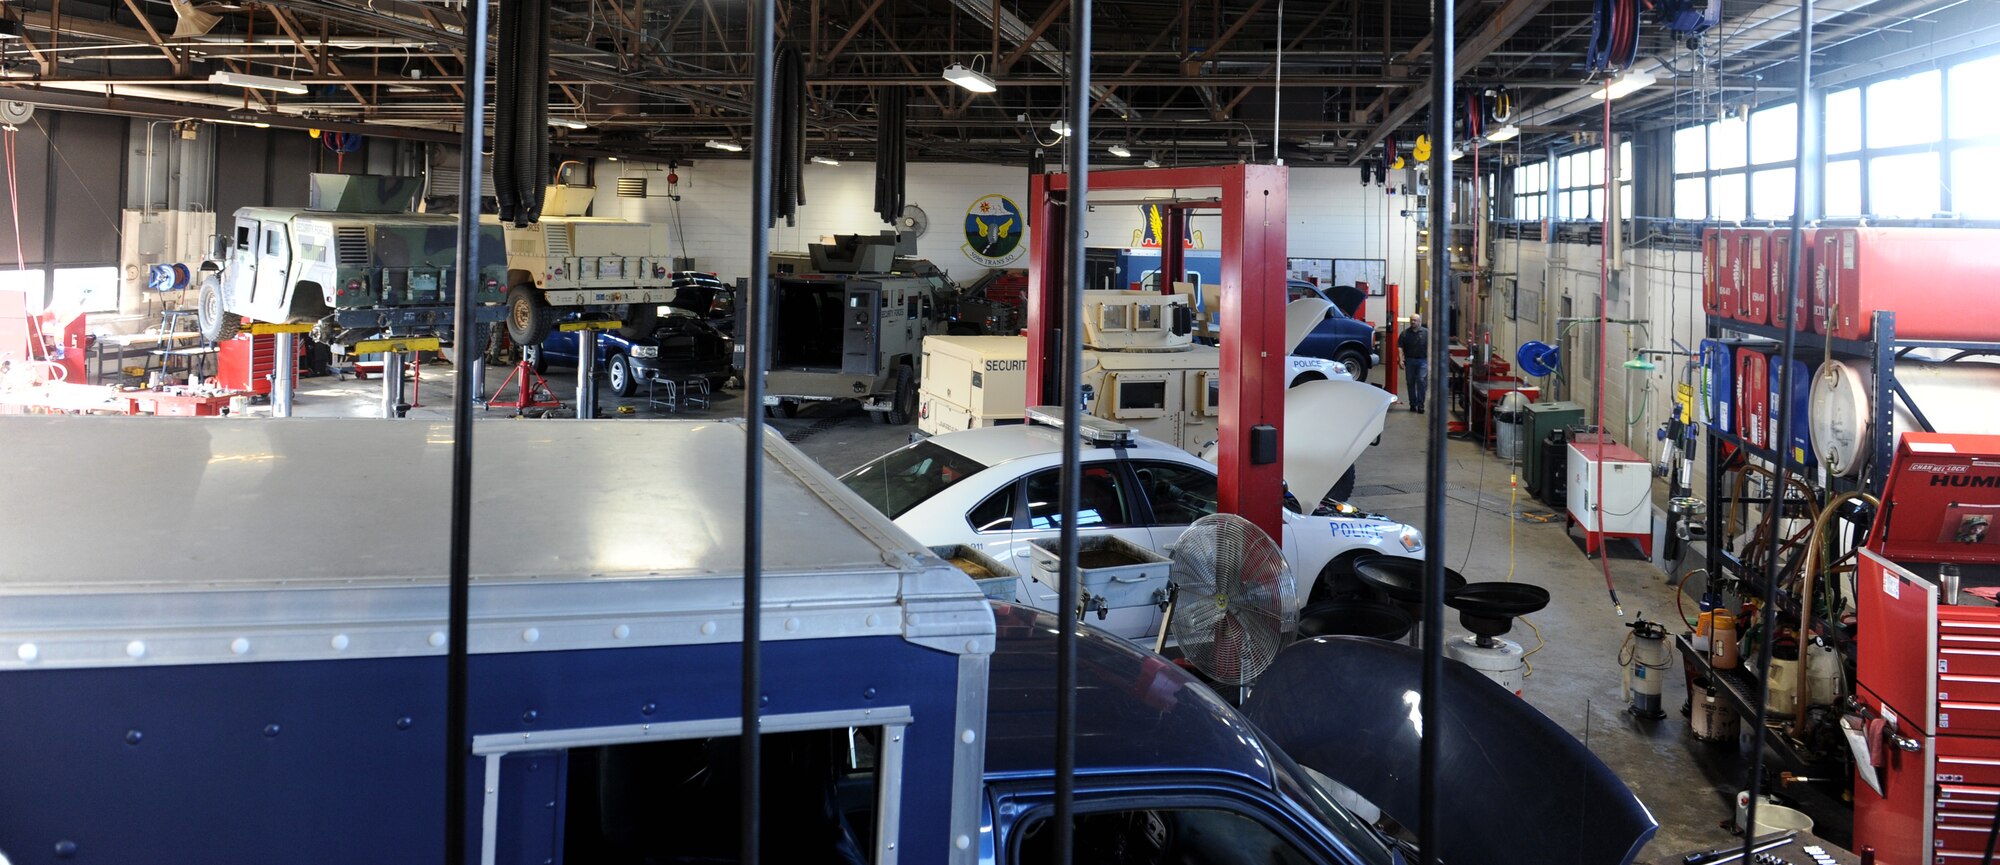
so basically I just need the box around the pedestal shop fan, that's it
[1163,514,1297,699]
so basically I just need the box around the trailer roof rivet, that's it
[612,624,631,639]
[521,628,540,643]
[700,621,718,636]
[784,618,801,632]
[429,632,447,648]
[865,614,881,628]
[15,643,36,662]
[330,634,350,651]
[957,835,972,850]
[231,638,251,656]
[125,641,146,660]
[962,729,976,744]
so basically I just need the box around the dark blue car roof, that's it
[982,603,1278,788]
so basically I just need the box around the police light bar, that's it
[1024,406,1135,447]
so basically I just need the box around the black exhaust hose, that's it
[524,0,550,223]
[491,0,519,220]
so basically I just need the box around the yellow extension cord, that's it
[1509,471,1547,677]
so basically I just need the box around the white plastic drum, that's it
[1809,358,2000,476]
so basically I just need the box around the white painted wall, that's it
[591,159,1031,284]
[591,160,1426,322]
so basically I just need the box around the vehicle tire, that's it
[776,399,798,418]
[618,302,659,340]
[505,284,555,347]
[1327,466,1357,503]
[886,365,916,425]
[1334,348,1370,381]
[197,274,241,342]
[522,344,548,374]
[606,353,635,397]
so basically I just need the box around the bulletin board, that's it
[1334,259,1387,295]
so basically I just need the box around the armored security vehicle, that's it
[195,174,507,349]
[498,171,678,346]
[755,237,954,423]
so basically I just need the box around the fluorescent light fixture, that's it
[1107,144,1131,158]
[810,155,840,166]
[607,157,619,162]
[213,118,271,129]
[705,140,743,152]
[1049,119,1072,138]
[548,117,588,130]
[1144,158,1160,168]
[941,62,997,94]
[207,71,308,95]
[1588,69,1656,101]
[1485,124,1520,142]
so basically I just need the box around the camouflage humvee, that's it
[196,174,506,349]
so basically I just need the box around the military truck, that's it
[754,238,955,423]
[497,173,677,346]
[195,174,507,349]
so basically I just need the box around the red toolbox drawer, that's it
[1935,786,2000,856]
[1819,227,2000,341]
[1737,229,1770,325]
[1704,228,1736,322]
[1767,228,1816,330]
[1935,735,2000,789]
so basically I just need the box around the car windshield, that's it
[1263,733,1399,865]
[840,441,989,519]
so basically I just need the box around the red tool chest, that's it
[216,333,301,396]
[1735,348,1768,447]
[1703,228,1737,322]
[1854,434,2000,863]
[1817,227,2000,341]
[1766,228,1816,330]
[1736,229,1770,325]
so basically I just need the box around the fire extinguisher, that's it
[1623,617,1669,719]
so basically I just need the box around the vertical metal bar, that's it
[741,0,776,858]
[576,330,597,418]
[383,350,406,419]
[1055,0,1091,860]
[444,0,490,859]
[1870,311,1895,497]
[1418,0,1451,861]
[271,331,295,418]
[1741,1,1812,858]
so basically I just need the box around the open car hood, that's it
[1282,379,1393,505]
[1242,637,1657,865]
[1197,379,1390,505]
[1285,298,1337,354]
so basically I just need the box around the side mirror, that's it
[206,234,229,260]
[1171,304,1193,337]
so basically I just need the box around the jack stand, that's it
[486,359,561,416]
[271,332,296,418]
[380,351,410,418]
[407,354,423,409]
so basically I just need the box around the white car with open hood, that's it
[841,377,1420,642]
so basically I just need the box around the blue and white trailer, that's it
[0,418,1655,865]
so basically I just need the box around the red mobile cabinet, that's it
[216,333,301,396]
[1704,228,1737,322]
[1737,229,1771,325]
[1767,228,1817,330]
[1854,433,2000,863]
[1819,228,2000,342]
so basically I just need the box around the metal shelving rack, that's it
[1691,308,2000,769]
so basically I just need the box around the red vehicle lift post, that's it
[1026,164,1289,537]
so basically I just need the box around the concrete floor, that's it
[269,359,1792,863]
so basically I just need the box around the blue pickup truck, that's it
[0,418,1652,865]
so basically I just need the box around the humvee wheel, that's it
[197,274,241,342]
[505,285,556,347]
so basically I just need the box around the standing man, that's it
[1398,316,1429,413]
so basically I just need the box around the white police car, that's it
[840,394,1421,643]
